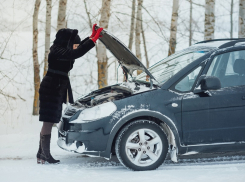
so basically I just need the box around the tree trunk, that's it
[230,0,234,38]
[135,0,143,75]
[97,0,111,89]
[128,0,136,50]
[141,16,149,68]
[43,0,52,77]
[168,0,179,56]
[239,0,245,38]
[84,0,92,29]
[204,0,215,40]
[32,0,41,115]
[189,0,193,46]
[83,0,98,54]
[57,0,67,31]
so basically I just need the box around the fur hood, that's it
[53,28,79,49]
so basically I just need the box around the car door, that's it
[181,50,245,145]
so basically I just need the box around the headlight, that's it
[70,102,117,123]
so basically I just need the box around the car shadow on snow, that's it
[54,152,245,169]
[56,154,122,168]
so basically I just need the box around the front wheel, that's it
[115,120,168,171]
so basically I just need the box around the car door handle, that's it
[242,96,245,100]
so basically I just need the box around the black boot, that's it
[40,134,60,164]
[36,133,42,164]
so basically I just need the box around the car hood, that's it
[96,26,155,80]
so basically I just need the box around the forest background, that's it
[0,0,244,133]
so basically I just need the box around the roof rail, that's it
[195,38,245,44]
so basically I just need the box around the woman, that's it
[37,24,103,164]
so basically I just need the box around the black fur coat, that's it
[39,29,95,123]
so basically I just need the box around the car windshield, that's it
[134,50,208,85]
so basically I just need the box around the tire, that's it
[115,120,168,171]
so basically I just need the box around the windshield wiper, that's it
[133,78,160,89]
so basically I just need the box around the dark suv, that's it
[57,28,245,171]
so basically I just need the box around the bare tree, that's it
[97,0,111,89]
[83,0,98,53]
[57,0,68,102]
[186,0,204,7]
[141,16,149,68]
[57,0,67,31]
[83,0,92,29]
[204,0,215,40]
[239,0,245,38]
[32,0,41,115]
[230,0,234,38]
[43,0,52,77]
[128,0,136,50]
[189,0,193,46]
[135,0,143,75]
[168,0,179,56]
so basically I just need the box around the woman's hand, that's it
[91,28,103,43]
[90,24,97,38]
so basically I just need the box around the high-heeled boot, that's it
[36,133,42,164]
[40,134,60,164]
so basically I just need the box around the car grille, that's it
[62,106,79,130]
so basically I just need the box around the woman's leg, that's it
[39,122,60,164]
[37,122,53,163]
[41,122,54,135]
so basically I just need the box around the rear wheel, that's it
[115,120,168,171]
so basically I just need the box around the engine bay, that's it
[73,81,155,108]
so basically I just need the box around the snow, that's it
[184,93,199,99]
[57,137,85,153]
[0,110,245,182]
[191,41,231,48]
[1,33,244,182]
[183,151,199,155]
[120,81,153,94]
[235,42,245,47]
[1,1,245,181]
[1,126,245,182]
[168,89,185,96]
[109,105,150,124]
[57,137,89,154]
[1,158,244,182]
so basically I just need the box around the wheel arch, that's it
[107,110,181,161]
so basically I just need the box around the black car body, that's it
[57,28,245,170]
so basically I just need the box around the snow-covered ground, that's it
[1,119,245,182]
[1,157,245,182]
[1,1,245,180]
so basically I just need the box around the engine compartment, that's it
[73,81,155,108]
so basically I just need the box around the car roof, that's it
[192,39,245,49]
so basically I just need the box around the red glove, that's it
[90,24,97,38]
[91,28,103,43]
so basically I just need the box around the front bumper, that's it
[57,121,110,157]
[57,136,86,153]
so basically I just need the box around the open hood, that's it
[96,26,155,80]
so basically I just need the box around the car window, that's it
[206,50,245,88]
[135,51,207,84]
[175,66,202,92]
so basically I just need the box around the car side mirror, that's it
[194,76,221,95]
[200,76,221,90]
